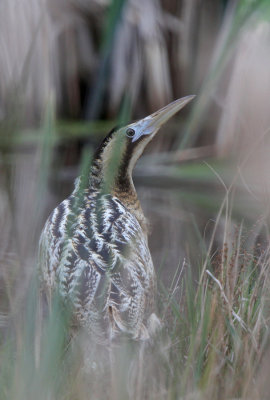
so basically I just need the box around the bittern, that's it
[39,95,194,344]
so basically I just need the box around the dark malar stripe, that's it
[115,136,144,190]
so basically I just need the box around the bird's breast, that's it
[39,192,155,342]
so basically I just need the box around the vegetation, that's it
[1,0,270,399]
[0,209,269,400]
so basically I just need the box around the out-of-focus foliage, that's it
[1,0,270,399]
[0,0,223,122]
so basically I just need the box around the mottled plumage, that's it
[39,96,194,343]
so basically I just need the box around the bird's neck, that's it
[87,155,148,234]
[113,172,148,232]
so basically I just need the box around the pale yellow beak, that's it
[130,95,195,142]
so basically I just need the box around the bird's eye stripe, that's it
[126,128,135,138]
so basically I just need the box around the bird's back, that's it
[39,190,156,343]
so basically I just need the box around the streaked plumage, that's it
[39,96,194,343]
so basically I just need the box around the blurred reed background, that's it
[1,0,270,399]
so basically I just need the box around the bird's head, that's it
[91,95,195,194]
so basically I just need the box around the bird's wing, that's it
[39,197,76,292]
[39,196,113,342]
[39,194,155,341]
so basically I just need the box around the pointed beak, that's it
[131,95,195,142]
[148,95,195,128]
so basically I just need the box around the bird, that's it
[38,95,195,344]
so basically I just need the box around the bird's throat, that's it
[88,158,147,234]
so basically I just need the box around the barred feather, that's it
[39,189,156,343]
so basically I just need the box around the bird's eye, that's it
[126,128,135,138]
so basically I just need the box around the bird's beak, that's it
[130,95,195,142]
[147,95,195,129]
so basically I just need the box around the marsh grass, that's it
[0,204,269,400]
